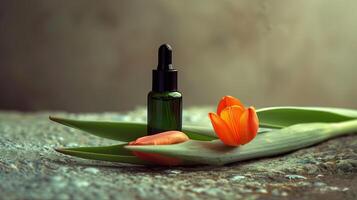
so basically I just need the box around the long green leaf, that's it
[50,106,357,142]
[257,107,357,128]
[49,116,274,142]
[126,120,357,165]
[50,116,216,141]
[55,144,150,165]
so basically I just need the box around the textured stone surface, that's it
[0,109,356,200]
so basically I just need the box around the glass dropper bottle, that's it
[147,44,182,135]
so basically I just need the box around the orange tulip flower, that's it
[208,96,259,146]
[129,131,189,166]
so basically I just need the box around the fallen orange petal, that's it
[128,131,189,166]
[217,95,245,115]
[129,131,189,145]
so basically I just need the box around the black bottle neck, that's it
[152,69,177,92]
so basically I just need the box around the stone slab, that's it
[0,109,356,200]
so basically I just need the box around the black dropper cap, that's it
[152,44,178,92]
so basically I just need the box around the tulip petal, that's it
[239,107,259,144]
[217,96,245,115]
[219,105,245,144]
[208,112,237,146]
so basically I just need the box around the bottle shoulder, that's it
[148,91,182,99]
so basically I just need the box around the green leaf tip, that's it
[53,145,150,165]
[54,147,65,153]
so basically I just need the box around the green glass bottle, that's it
[147,44,182,135]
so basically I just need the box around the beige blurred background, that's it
[0,0,356,112]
